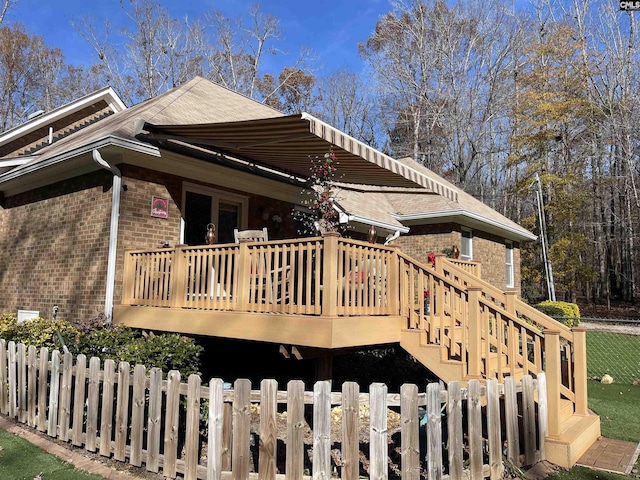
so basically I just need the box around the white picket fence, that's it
[0,339,548,479]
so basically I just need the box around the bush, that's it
[77,324,203,377]
[119,332,203,377]
[0,313,203,378]
[0,315,79,350]
[535,300,580,327]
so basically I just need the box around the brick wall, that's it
[393,223,521,292]
[0,165,185,322]
[0,171,113,321]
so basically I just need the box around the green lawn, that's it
[0,428,107,480]
[545,380,640,479]
[586,331,640,385]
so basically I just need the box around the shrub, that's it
[119,332,203,377]
[78,325,202,377]
[0,313,18,340]
[0,313,203,378]
[535,300,580,327]
[0,316,79,350]
[72,323,142,360]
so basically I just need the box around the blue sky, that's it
[7,0,392,77]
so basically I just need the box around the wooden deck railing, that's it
[121,237,587,438]
[122,236,398,316]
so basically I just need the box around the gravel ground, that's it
[580,320,640,335]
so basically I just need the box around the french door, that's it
[182,184,248,245]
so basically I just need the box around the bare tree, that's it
[72,0,200,105]
[316,68,379,147]
[193,3,314,102]
[0,0,13,25]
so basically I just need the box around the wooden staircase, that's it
[396,254,600,468]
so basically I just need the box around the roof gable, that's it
[0,87,126,160]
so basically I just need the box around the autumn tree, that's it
[0,23,95,130]
[72,0,201,105]
[257,67,318,114]
[508,14,599,302]
[73,1,315,107]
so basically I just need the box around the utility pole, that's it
[534,173,556,301]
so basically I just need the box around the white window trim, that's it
[181,182,249,244]
[505,240,514,289]
[461,227,473,261]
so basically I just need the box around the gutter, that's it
[92,149,121,322]
[394,209,537,241]
[344,213,410,234]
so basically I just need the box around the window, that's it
[461,228,473,261]
[181,183,248,245]
[505,241,514,288]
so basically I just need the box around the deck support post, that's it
[544,330,561,437]
[572,327,588,415]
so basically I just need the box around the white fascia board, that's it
[0,157,34,167]
[346,214,410,234]
[0,87,127,147]
[0,136,159,183]
[395,209,537,241]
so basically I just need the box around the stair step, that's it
[546,414,601,468]
[400,329,464,383]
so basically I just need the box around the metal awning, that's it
[134,113,457,201]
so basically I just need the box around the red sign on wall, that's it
[151,196,169,219]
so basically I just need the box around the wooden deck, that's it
[114,235,600,468]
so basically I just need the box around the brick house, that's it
[0,76,533,323]
[0,77,604,467]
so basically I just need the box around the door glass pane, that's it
[185,191,212,245]
[218,202,240,244]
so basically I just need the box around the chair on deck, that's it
[233,228,289,303]
[234,227,268,243]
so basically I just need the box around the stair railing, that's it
[396,253,588,437]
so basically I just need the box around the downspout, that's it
[92,149,121,322]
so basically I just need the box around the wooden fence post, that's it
[0,340,7,415]
[370,382,388,480]
[544,330,561,437]
[163,370,181,478]
[400,383,419,480]
[208,378,225,480]
[321,235,339,317]
[572,327,588,415]
[313,381,332,479]
[467,287,483,379]
[47,350,60,437]
[427,382,443,480]
[258,379,277,480]
[342,382,360,480]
